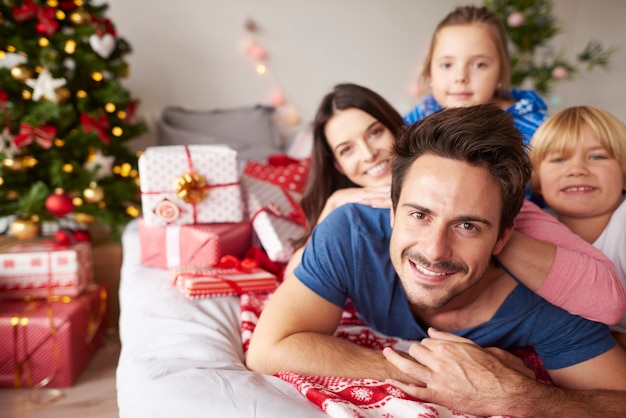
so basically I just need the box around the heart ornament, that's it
[89,33,116,59]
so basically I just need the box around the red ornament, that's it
[54,229,74,246]
[73,230,91,242]
[45,192,74,217]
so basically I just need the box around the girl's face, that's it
[429,24,502,108]
[325,108,395,188]
[537,127,625,221]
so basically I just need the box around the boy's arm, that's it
[496,200,626,324]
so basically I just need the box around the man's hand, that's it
[382,327,536,416]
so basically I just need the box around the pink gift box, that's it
[139,145,245,226]
[242,160,307,263]
[172,266,279,299]
[0,284,107,388]
[0,240,93,299]
[138,219,252,269]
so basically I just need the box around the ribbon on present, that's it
[250,192,306,228]
[80,113,110,145]
[13,123,56,149]
[12,0,59,35]
[142,146,240,224]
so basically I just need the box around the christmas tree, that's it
[0,0,146,241]
[483,0,616,95]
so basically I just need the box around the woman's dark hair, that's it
[391,104,531,237]
[294,83,405,248]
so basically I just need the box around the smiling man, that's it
[246,104,626,417]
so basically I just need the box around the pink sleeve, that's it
[514,200,626,324]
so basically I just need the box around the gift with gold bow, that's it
[138,145,245,226]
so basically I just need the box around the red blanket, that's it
[241,293,552,418]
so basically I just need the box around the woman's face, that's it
[537,127,625,222]
[429,24,502,108]
[324,108,395,188]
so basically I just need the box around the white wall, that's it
[104,0,626,148]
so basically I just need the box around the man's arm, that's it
[383,328,626,418]
[497,200,626,324]
[245,274,414,382]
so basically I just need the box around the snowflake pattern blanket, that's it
[240,293,552,418]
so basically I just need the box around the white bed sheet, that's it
[116,219,326,417]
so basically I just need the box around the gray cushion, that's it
[157,105,284,161]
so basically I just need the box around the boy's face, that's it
[429,24,502,109]
[389,154,511,311]
[538,127,625,223]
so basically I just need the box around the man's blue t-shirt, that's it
[295,203,615,370]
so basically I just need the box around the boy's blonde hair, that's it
[529,105,626,194]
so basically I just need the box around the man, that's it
[246,104,626,417]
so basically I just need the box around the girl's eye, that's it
[473,61,488,69]
[548,156,566,163]
[439,62,452,69]
[590,153,609,161]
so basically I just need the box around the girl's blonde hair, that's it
[529,105,626,194]
[420,6,511,98]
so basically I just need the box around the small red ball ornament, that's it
[45,192,74,217]
[73,230,91,242]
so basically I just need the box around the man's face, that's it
[389,154,511,311]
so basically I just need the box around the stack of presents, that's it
[0,234,108,389]
[138,143,310,299]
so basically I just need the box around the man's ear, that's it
[492,222,514,256]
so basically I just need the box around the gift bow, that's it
[13,123,56,149]
[80,113,110,145]
[251,193,307,228]
[12,0,59,35]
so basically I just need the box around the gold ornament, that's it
[69,8,91,25]
[83,184,104,203]
[10,65,33,82]
[2,157,24,171]
[174,173,208,204]
[64,39,77,54]
[55,86,71,103]
[10,218,40,240]
[74,212,95,224]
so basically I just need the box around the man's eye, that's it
[459,222,477,231]
[411,212,426,220]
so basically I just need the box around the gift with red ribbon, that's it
[138,218,252,270]
[12,122,56,149]
[0,284,107,388]
[80,113,110,145]
[139,145,245,226]
[241,157,309,263]
[0,239,93,300]
[171,254,279,299]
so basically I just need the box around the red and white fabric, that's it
[139,144,245,226]
[173,266,278,299]
[241,293,552,418]
[0,240,92,299]
[138,219,252,270]
[242,157,309,263]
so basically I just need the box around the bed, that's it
[116,219,327,417]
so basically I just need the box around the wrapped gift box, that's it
[0,240,93,299]
[139,219,252,269]
[242,159,309,263]
[172,266,279,299]
[0,284,107,388]
[139,144,245,226]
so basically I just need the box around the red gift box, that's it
[172,265,279,299]
[0,284,107,388]
[138,219,252,269]
[139,144,245,226]
[242,158,309,263]
[0,240,93,299]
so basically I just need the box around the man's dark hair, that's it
[391,104,531,236]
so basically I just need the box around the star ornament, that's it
[84,149,115,180]
[25,67,66,102]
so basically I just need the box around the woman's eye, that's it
[338,146,352,156]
